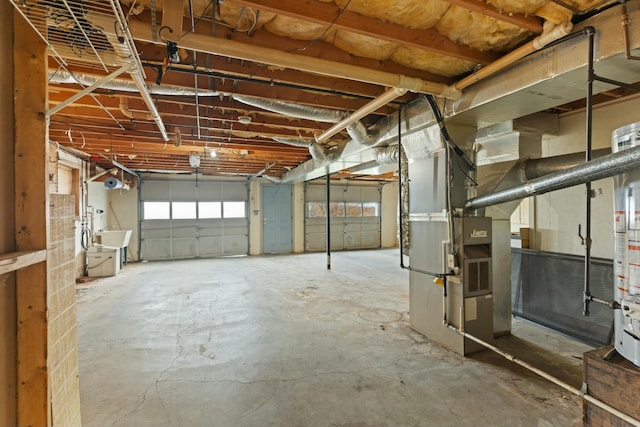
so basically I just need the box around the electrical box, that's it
[87,246,120,277]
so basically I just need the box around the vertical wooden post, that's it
[14,11,50,427]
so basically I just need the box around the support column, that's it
[0,0,16,425]
[14,11,50,427]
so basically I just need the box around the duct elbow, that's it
[119,97,154,120]
[346,121,377,147]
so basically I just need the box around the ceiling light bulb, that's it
[210,149,217,158]
[238,115,252,125]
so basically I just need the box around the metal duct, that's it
[524,148,611,178]
[261,175,282,184]
[448,3,640,126]
[48,70,218,96]
[466,145,640,210]
[272,137,314,148]
[234,96,347,123]
[309,141,347,163]
[372,145,399,164]
[273,137,347,163]
[346,121,377,147]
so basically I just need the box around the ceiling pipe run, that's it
[315,87,407,143]
[454,20,573,92]
[233,96,348,123]
[119,97,153,120]
[49,70,219,96]
[466,145,640,210]
[127,20,459,99]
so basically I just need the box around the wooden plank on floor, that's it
[13,10,50,427]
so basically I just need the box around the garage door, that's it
[305,183,381,252]
[140,179,248,260]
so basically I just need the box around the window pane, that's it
[143,202,170,219]
[199,202,222,219]
[330,202,344,217]
[306,202,326,217]
[172,202,196,219]
[362,202,380,217]
[223,201,246,218]
[346,202,363,217]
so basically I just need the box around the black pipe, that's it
[141,62,400,104]
[423,95,475,170]
[584,30,595,316]
[326,169,331,270]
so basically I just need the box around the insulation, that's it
[119,0,585,80]
[333,0,450,30]
[264,15,335,41]
[333,31,397,61]
[217,3,276,30]
[437,6,532,52]
[392,47,477,78]
[486,0,549,15]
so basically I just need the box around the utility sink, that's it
[95,230,132,248]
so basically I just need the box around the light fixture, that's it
[189,154,201,168]
[210,149,217,158]
[238,115,252,125]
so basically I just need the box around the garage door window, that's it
[223,201,246,218]
[172,202,197,219]
[362,202,380,217]
[143,202,170,219]
[199,202,222,219]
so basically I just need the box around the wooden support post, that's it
[161,0,185,42]
[14,11,50,427]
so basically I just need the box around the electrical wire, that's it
[289,0,354,52]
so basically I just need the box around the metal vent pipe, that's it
[466,145,640,210]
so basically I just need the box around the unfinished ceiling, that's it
[11,0,623,180]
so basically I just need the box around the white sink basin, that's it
[95,230,132,248]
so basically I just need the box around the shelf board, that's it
[0,250,47,275]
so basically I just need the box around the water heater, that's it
[612,123,640,367]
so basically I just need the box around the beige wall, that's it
[107,186,140,261]
[248,179,262,255]
[532,96,640,259]
[381,182,399,248]
[87,181,109,238]
[0,3,16,424]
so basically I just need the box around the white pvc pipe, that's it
[130,73,170,142]
[447,325,640,426]
[315,87,407,143]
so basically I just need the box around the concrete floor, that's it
[77,249,593,427]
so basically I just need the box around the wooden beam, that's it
[161,0,185,42]
[0,251,47,276]
[226,0,498,64]
[14,11,49,427]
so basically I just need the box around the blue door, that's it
[262,185,292,253]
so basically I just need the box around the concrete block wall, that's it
[48,195,82,426]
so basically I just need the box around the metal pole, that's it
[326,169,331,270]
[584,31,595,316]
